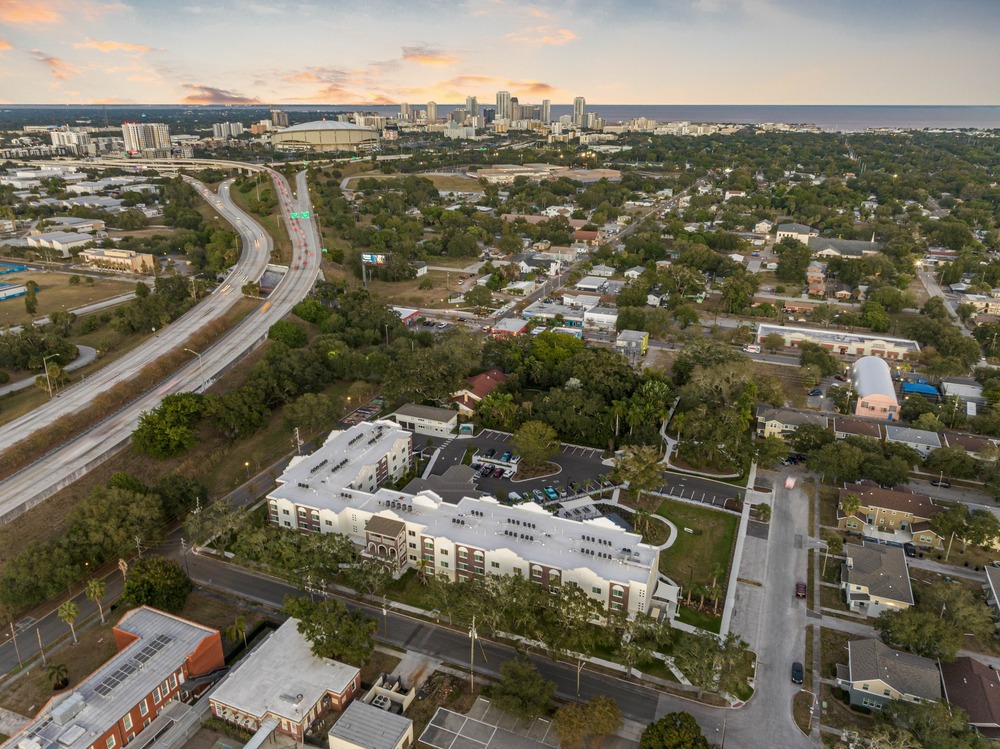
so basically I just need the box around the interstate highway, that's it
[0,168,323,523]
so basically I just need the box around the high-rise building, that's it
[270,109,289,128]
[496,90,511,120]
[212,122,244,139]
[573,97,586,127]
[509,97,521,122]
[465,96,479,118]
[427,101,437,122]
[400,102,410,120]
[541,99,551,124]
[121,122,170,153]
[50,127,90,154]
[482,107,496,125]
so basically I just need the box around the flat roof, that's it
[757,323,920,351]
[584,306,618,317]
[11,608,218,749]
[392,403,457,424]
[211,618,359,723]
[492,317,528,333]
[328,701,411,749]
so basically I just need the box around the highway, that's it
[0,168,323,524]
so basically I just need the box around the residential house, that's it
[583,306,619,332]
[775,223,817,244]
[575,276,607,293]
[591,264,616,278]
[623,266,646,280]
[754,219,774,234]
[210,618,361,742]
[853,356,899,420]
[754,406,829,439]
[806,261,826,296]
[412,261,428,277]
[390,404,458,437]
[942,430,996,460]
[884,425,942,456]
[833,416,884,440]
[504,280,536,296]
[835,639,940,710]
[452,369,508,416]
[841,543,913,617]
[572,230,601,246]
[836,483,944,549]
[983,566,1000,630]
[941,379,988,408]
[4,608,225,749]
[940,657,1000,738]
[615,330,649,357]
[562,292,602,309]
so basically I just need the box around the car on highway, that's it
[795,581,807,599]
[791,662,804,685]
[785,476,797,489]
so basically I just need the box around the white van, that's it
[743,344,761,353]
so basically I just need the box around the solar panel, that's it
[94,684,113,697]
[135,651,152,664]
[121,663,137,675]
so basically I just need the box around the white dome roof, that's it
[279,120,375,133]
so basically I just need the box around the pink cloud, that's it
[179,84,261,105]
[402,45,461,67]
[0,0,61,24]
[31,49,80,80]
[74,38,150,53]
[506,25,579,46]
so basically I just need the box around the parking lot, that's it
[429,430,610,498]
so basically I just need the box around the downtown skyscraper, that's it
[572,96,586,127]
[496,90,511,120]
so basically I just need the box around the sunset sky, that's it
[0,0,998,106]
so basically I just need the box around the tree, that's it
[756,503,772,522]
[489,658,555,722]
[346,559,392,599]
[875,608,963,661]
[120,557,193,613]
[611,445,663,496]
[463,285,493,308]
[924,446,979,480]
[57,601,79,644]
[586,695,624,739]
[555,696,624,749]
[841,492,862,518]
[24,280,38,315]
[283,392,342,435]
[773,238,811,283]
[616,612,673,677]
[85,578,107,625]
[283,595,377,666]
[672,632,721,699]
[799,341,841,376]
[268,320,308,348]
[45,662,69,690]
[512,420,560,465]
[70,486,166,562]
[762,332,785,353]
[754,435,789,469]
[225,615,249,650]
[131,392,206,458]
[956,302,976,323]
[807,441,866,483]
[788,422,834,454]
[861,301,891,333]
[639,712,710,749]
[930,503,970,560]
[920,581,996,644]
[965,509,1000,550]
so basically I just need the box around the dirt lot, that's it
[753,360,809,408]
[367,271,475,310]
[0,273,133,327]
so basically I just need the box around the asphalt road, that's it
[0,168,323,524]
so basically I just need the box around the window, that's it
[440,561,449,569]
[424,540,433,548]
[862,684,869,691]
[513,567,522,576]
[324,519,332,526]
[169,674,177,689]
[532,568,542,578]
[410,555,417,561]
[458,549,467,558]
[474,552,483,562]
[475,567,484,575]
[282,509,290,516]
[139,699,148,717]
[423,553,434,562]
[161,679,170,696]
[611,602,622,611]
[491,561,500,569]
[612,588,623,598]
[409,542,417,549]
[123,714,133,731]
[592,586,602,595]
[409,530,416,537]
[107,738,116,749]
[458,563,468,571]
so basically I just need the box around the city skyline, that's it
[0,0,998,106]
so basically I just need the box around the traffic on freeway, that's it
[0,163,324,524]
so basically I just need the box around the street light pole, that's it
[184,347,205,391]
[42,353,58,397]
[468,616,478,692]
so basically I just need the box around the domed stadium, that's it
[270,120,380,152]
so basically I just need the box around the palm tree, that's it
[225,615,248,650]
[85,579,107,625]
[841,492,862,518]
[58,601,79,644]
[45,662,68,690]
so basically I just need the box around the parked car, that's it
[791,662,804,685]
[543,486,559,500]
[485,448,496,458]
[500,451,512,462]
[492,466,504,478]
[508,492,522,502]
[834,374,847,381]
[532,489,545,501]
[795,581,807,599]
[422,320,435,327]
[470,462,481,471]
[903,543,917,558]
[437,322,449,329]
[479,465,493,477]
[808,388,823,397]
[502,468,515,479]
[931,479,951,488]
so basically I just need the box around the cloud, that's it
[281,64,399,104]
[31,50,80,80]
[421,75,563,101]
[402,45,461,67]
[74,38,150,53]
[179,84,262,105]
[0,0,61,24]
[506,26,579,46]
[0,39,11,52]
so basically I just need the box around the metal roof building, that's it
[852,356,899,421]
[271,120,380,152]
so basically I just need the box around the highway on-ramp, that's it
[0,169,323,523]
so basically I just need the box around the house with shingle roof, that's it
[452,369,509,416]
[941,657,1000,738]
[884,424,942,456]
[836,639,940,710]
[833,416,883,440]
[840,542,913,617]
[836,482,945,549]
[754,406,828,439]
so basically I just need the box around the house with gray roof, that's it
[776,223,817,244]
[836,639,940,710]
[755,406,828,439]
[884,424,942,456]
[328,700,413,749]
[809,236,883,258]
[841,542,913,617]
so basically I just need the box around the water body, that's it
[285,104,1000,132]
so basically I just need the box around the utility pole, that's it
[37,627,47,666]
[294,427,302,456]
[184,347,205,391]
[9,622,21,669]
[468,616,478,692]
[42,353,58,397]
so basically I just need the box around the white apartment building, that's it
[267,421,662,616]
[121,122,171,153]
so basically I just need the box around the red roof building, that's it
[452,368,509,416]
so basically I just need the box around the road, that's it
[0,169,324,524]
[0,345,98,397]
[4,292,137,335]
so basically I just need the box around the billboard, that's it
[361,253,388,266]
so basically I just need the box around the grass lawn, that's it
[226,182,292,265]
[820,628,853,679]
[676,606,721,634]
[403,671,478,739]
[819,585,847,612]
[793,690,815,736]
[366,270,475,310]
[0,272,133,328]
[656,498,739,591]
[360,650,403,686]
[384,569,436,611]
[752,360,809,409]
[819,487,840,528]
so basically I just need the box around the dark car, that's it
[500,451,512,462]
[791,662,804,685]
[808,388,823,397]
[479,465,493,477]
[931,479,951,488]
[834,374,847,381]
[485,448,496,458]
[795,581,807,599]
[903,543,917,557]
[492,466,504,478]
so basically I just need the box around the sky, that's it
[0,0,999,106]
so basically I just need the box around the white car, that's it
[785,477,797,489]
[502,468,515,479]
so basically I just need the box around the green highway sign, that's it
[322,248,328,253]
[302,211,311,219]
[290,212,300,219]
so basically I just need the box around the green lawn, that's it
[656,499,739,591]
